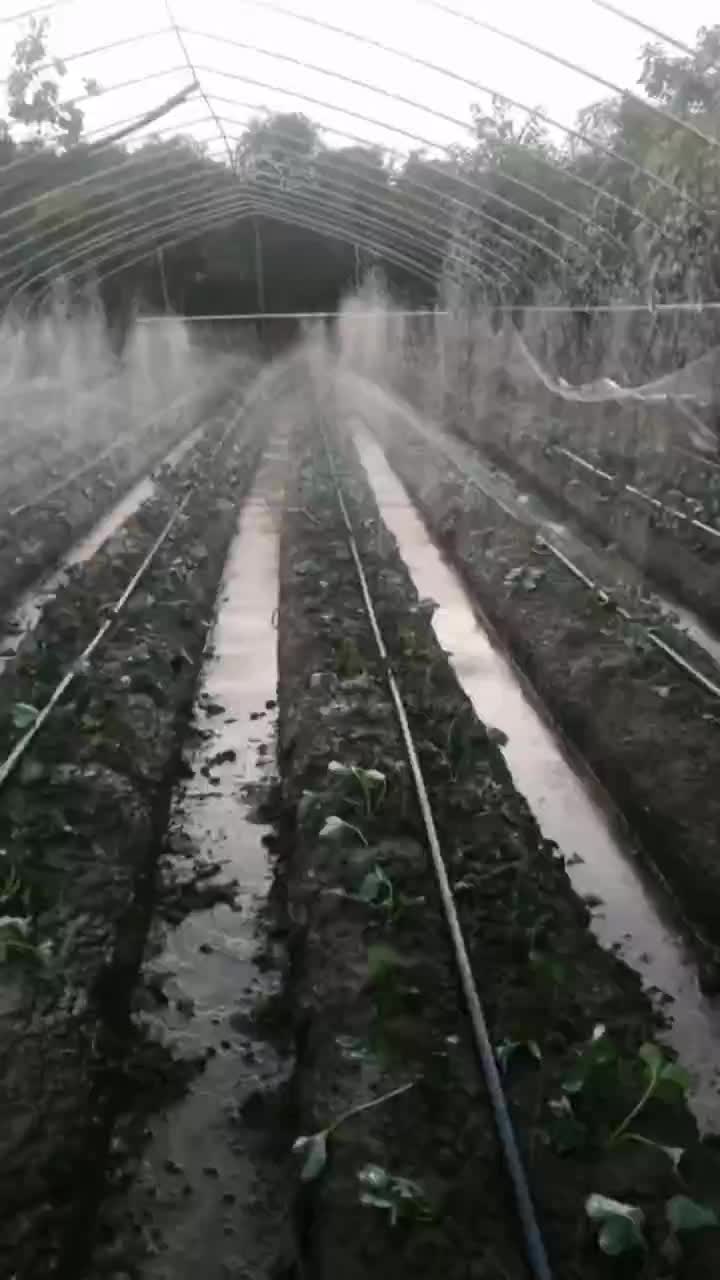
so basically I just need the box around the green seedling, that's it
[496,1038,542,1074]
[547,1095,588,1154]
[559,1027,692,1164]
[357,1164,432,1227]
[367,942,404,986]
[666,1195,719,1234]
[318,816,367,846]
[335,636,365,678]
[609,1042,691,1146]
[328,761,387,819]
[529,949,568,989]
[292,1080,415,1183]
[585,1194,646,1256]
[11,702,38,731]
[356,865,395,914]
[335,1034,375,1065]
[504,565,546,593]
[585,1193,718,1261]
[0,860,24,907]
[561,1023,617,1098]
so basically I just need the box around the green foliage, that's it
[356,865,395,913]
[4,10,720,327]
[585,1194,646,1256]
[12,703,39,731]
[357,1164,432,1226]
[666,1195,719,1234]
[609,1041,691,1145]
[292,1082,416,1185]
[5,17,85,148]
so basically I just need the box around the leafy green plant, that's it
[585,1193,718,1261]
[547,1095,588,1154]
[666,1196,719,1234]
[561,1023,617,1098]
[12,702,38,731]
[553,1028,692,1166]
[609,1042,691,1146]
[356,865,395,914]
[318,815,367,845]
[327,761,387,819]
[292,1080,415,1183]
[367,942,403,986]
[585,1194,646,1256]
[529,949,568,989]
[357,1164,432,1226]
[334,636,365,677]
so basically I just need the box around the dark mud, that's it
[460,390,720,634]
[106,435,296,1280]
[278,411,720,1279]
[378,415,720,960]
[0,409,265,1277]
[0,383,234,615]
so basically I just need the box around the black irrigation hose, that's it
[318,423,554,1280]
[371,398,720,701]
[554,444,720,541]
[0,396,245,791]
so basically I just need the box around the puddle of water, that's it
[0,423,208,669]
[335,371,720,676]
[352,423,720,1132]
[131,435,292,1279]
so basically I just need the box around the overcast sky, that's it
[0,0,717,160]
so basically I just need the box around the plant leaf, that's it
[639,1042,664,1079]
[659,1062,692,1093]
[318,816,365,842]
[586,1195,646,1255]
[12,703,38,731]
[293,1130,328,1183]
[598,1216,646,1256]
[666,1196,719,1233]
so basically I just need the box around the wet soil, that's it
[352,424,720,1133]
[278,408,720,1280]
[375,413,720,962]
[111,435,296,1280]
[462,393,720,634]
[0,408,265,1277]
[0,383,233,616]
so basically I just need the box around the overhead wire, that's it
[420,0,720,150]
[16,172,505,304]
[233,0,703,211]
[48,172,461,297]
[163,0,234,168]
[588,1,697,58]
[198,64,585,276]
[0,0,72,22]
[3,119,521,294]
[186,26,629,255]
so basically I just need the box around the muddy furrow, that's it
[364,408,720,961]
[0,380,237,616]
[481,426,720,636]
[277,407,720,1280]
[0,404,266,1278]
[92,432,296,1280]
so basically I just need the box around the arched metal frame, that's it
[234,0,708,210]
[186,26,629,255]
[4,116,530,295]
[14,167,509,305]
[421,0,720,151]
[0,1,713,312]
